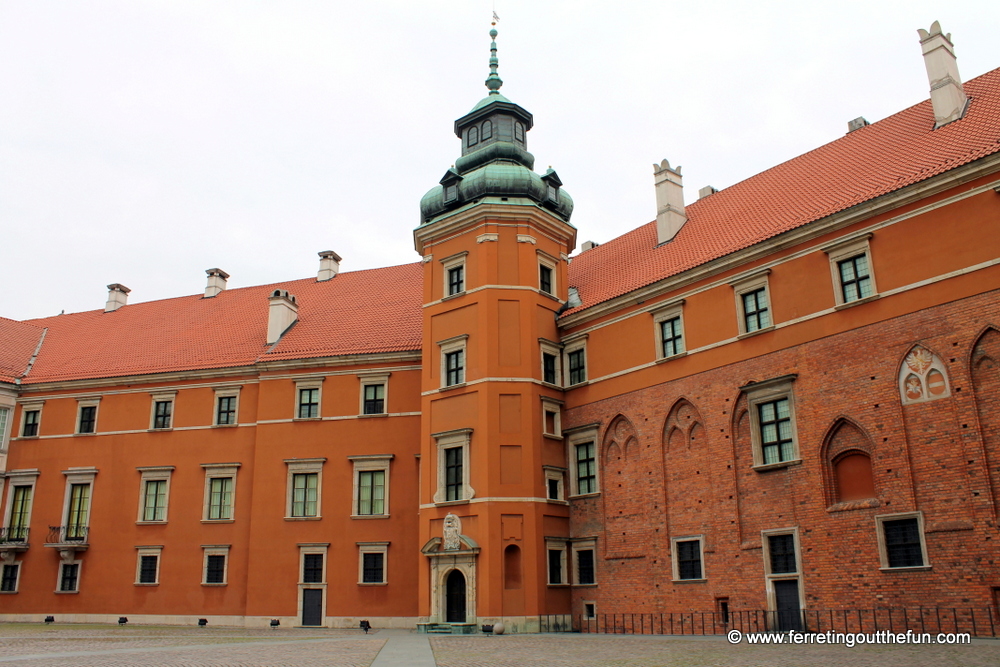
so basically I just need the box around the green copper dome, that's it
[419,28,574,226]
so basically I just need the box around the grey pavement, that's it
[370,629,437,667]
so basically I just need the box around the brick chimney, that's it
[653,159,687,244]
[204,268,230,298]
[317,251,342,282]
[104,284,130,312]
[267,290,298,344]
[918,21,968,128]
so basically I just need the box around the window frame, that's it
[438,335,468,389]
[544,466,566,502]
[0,562,21,593]
[822,233,878,308]
[148,391,177,430]
[651,300,685,361]
[134,546,162,586]
[540,339,562,387]
[671,535,706,582]
[60,467,97,542]
[440,252,468,298]
[875,512,930,571]
[537,251,558,297]
[213,386,241,427]
[358,372,390,416]
[350,455,393,518]
[202,545,230,585]
[75,396,101,435]
[730,269,773,337]
[432,428,474,504]
[18,401,43,438]
[357,541,389,585]
[136,466,174,524]
[297,543,329,626]
[294,376,325,421]
[742,375,800,470]
[284,458,326,520]
[541,397,563,439]
[545,538,569,585]
[57,560,81,593]
[2,469,39,542]
[566,426,600,498]
[563,335,588,387]
[762,528,801,576]
[572,539,597,586]
[201,463,240,523]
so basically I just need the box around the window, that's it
[1,563,19,592]
[76,397,101,434]
[541,397,563,438]
[302,552,324,583]
[0,405,8,449]
[540,340,562,386]
[822,233,878,307]
[539,265,553,294]
[135,548,161,585]
[60,467,96,543]
[567,427,599,497]
[467,125,479,147]
[7,484,33,541]
[743,375,800,469]
[433,428,474,504]
[351,455,392,517]
[544,467,565,501]
[564,335,588,386]
[731,269,773,336]
[59,562,80,592]
[546,539,568,585]
[767,534,797,574]
[149,391,176,430]
[573,541,597,585]
[202,463,239,522]
[652,300,685,360]
[359,373,390,415]
[876,513,928,569]
[481,120,492,140]
[514,121,524,143]
[583,602,597,620]
[285,458,326,519]
[203,546,230,585]
[295,377,324,420]
[358,542,389,584]
[136,467,173,523]
[672,537,704,581]
[537,253,557,297]
[438,335,468,389]
[214,386,241,426]
[19,402,43,437]
[440,252,468,298]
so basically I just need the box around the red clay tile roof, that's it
[565,67,1000,317]
[17,263,423,384]
[0,317,45,384]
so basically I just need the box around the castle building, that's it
[2,22,1000,630]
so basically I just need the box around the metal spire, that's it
[485,24,503,95]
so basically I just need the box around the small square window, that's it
[76,399,100,435]
[730,270,773,336]
[1,563,20,592]
[149,391,177,430]
[823,233,878,307]
[21,407,41,437]
[359,373,390,416]
[357,542,389,585]
[138,554,159,584]
[203,547,230,585]
[440,252,468,299]
[298,388,319,419]
[214,387,241,426]
[876,513,928,569]
[302,553,324,583]
[59,562,80,592]
[838,255,874,303]
[652,301,685,360]
[672,537,704,581]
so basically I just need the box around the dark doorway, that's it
[773,580,802,631]
[301,588,323,626]
[445,569,466,623]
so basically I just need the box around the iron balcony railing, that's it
[46,525,89,544]
[0,527,29,544]
[538,607,999,638]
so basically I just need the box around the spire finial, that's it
[485,21,503,95]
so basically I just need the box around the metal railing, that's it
[539,607,999,638]
[46,525,89,544]
[0,527,29,544]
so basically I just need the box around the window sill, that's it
[547,583,571,588]
[201,519,235,524]
[74,432,97,437]
[351,514,390,520]
[540,381,563,390]
[17,435,39,440]
[539,291,561,303]
[566,380,590,389]
[442,291,466,301]
[201,583,228,587]
[55,590,80,595]
[135,521,168,526]
[358,582,388,586]
[879,565,932,572]
[293,417,322,422]
[835,294,880,311]
[284,516,322,521]
[134,583,159,587]
[737,325,775,340]
[655,351,688,364]
[358,413,388,418]
[543,433,563,441]
[827,498,881,513]
[212,424,238,428]
[572,583,599,588]
[0,591,17,595]
[752,459,802,473]
[147,428,173,433]
[440,382,467,392]
[546,499,570,505]
[569,492,601,500]
[435,500,470,507]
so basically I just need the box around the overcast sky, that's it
[2,1,998,321]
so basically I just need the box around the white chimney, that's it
[317,250,342,281]
[581,240,599,252]
[267,290,298,344]
[698,185,718,199]
[918,21,968,128]
[204,268,230,298]
[104,284,130,312]
[653,159,687,244]
[847,117,869,133]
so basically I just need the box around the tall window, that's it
[0,407,8,444]
[59,563,80,592]
[208,477,233,520]
[467,125,479,147]
[676,539,703,580]
[548,549,564,584]
[741,287,771,333]
[67,484,90,539]
[445,350,465,387]
[216,395,236,425]
[22,410,40,437]
[838,254,873,303]
[481,120,492,140]
[448,265,465,295]
[575,441,596,495]
[758,398,793,464]
[444,447,463,502]
[291,473,319,517]
[77,406,97,434]
[363,384,385,415]
[8,486,32,540]
[142,480,167,522]
[539,264,553,295]
[883,517,925,568]
[298,388,319,419]
[357,470,385,515]
[576,549,595,585]
[302,553,324,583]
[152,401,172,429]
[543,353,557,384]
[567,349,586,385]
[660,316,683,357]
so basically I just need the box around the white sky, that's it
[2,1,998,321]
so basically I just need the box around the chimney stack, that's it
[204,268,230,298]
[267,290,298,344]
[317,251,342,282]
[653,159,687,244]
[918,21,968,128]
[104,284,130,312]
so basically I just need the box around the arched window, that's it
[833,451,876,502]
[467,126,479,148]
[504,544,521,589]
[514,122,524,143]
[481,120,492,140]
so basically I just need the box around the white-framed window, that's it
[875,512,930,570]
[540,339,562,386]
[202,463,240,522]
[136,466,174,524]
[544,466,566,501]
[358,373,389,416]
[285,458,326,519]
[57,559,82,593]
[652,300,685,360]
[350,455,392,517]
[742,375,800,469]
[762,528,800,576]
[1,562,22,593]
[357,542,389,585]
[202,545,230,585]
[441,252,468,297]
[17,401,43,438]
[822,233,878,307]
[730,269,773,336]
[541,397,563,438]
[295,376,325,420]
[3,469,39,543]
[213,386,241,426]
[433,428,474,504]
[572,539,597,585]
[564,335,588,386]
[582,601,597,620]
[537,251,558,297]
[135,545,162,585]
[546,538,568,585]
[148,391,177,430]
[566,426,599,497]
[61,467,97,542]
[75,396,101,435]
[439,335,468,388]
[671,535,706,581]
[0,402,10,452]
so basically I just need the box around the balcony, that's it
[44,526,90,558]
[0,527,29,559]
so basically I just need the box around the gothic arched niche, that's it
[603,415,637,465]
[898,345,951,405]
[823,419,877,504]
[662,399,705,452]
[972,328,1000,508]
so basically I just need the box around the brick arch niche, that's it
[603,414,637,466]
[661,399,707,536]
[971,328,1000,509]
[822,419,878,507]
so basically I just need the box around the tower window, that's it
[467,126,479,147]
[514,122,524,143]
[481,120,492,140]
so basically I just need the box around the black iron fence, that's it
[46,525,89,544]
[539,607,999,638]
[0,527,29,543]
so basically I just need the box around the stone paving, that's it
[0,624,996,666]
